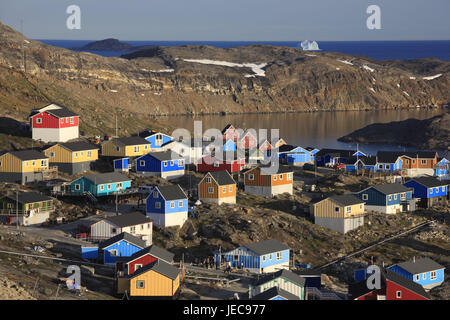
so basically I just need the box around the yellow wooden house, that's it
[0,149,49,184]
[129,260,181,298]
[310,194,365,234]
[44,141,99,175]
[101,136,151,158]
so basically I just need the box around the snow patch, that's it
[110,90,118,93]
[369,87,376,93]
[305,54,317,57]
[336,68,340,70]
[423,74,442,80]
[300,40,320,51]
[397,84,400,88]
[338,59,354,65]
[403,91,410,96]
[363,65,375,72]
[409,76,416,80]
[183,59,267,77]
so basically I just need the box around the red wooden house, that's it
[349,269,430,300]
[29,103,79,143]
[119,244,175,276]
[237,130,258,149]
[197,152,245,173]
[221,124,240,141]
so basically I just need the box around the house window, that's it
[100,185,104,191]
[178,201,183,207]
[74,184,81,191]
[346,207,351,213]
[394,194,397,200]
[229,186,233,192]
[208,187,214,194]
[415,274,420,281]
[287,173,292,180]
[135,264,143,272]
[65,117,69,123]
[147,224,151,229]
[249,174,254,181]
[80,152,84,157]
[269,254,273,260]
[262,255,266,261]
[109,249,117,257]
[139,160,145,167]
[422,273,426,280]
[41,160,47,166]
[421,160,426,164]
[107,184,111,190]
[134,146,139,153]
[401,193,406,200]
[233,255,239,261]
[435,187,439,193]
[430,189,433,194]
[164,161,168,167]
[362,194,368,201]
[111,228,117,234]
[155,202,161,209]
[442,186,446,192]
[279,174,283,180]
[136,280,145,289]
[388,195,392,201]
[0,161,2,167]
[144,145,148,150]
[214,162,219,168]
[153,191,158,198]
[276,252,282,260]
[273,175,277,181]
[170,161,174,166]
[116,146,120,152]
[32,161,35,166]
[49,152,55,158]
[36,118,42,124]
[140,225,144,230]
[378,164,383,169]
[396,291,402,299]
[334,207,340,212]
[223,187,226,193]
[206,177,211,183]
[87,151,92,158]
[70,117,74,124]
[430,271,437,280]
[170,201,175,208]
[74,152,78,158]
[117,183,122,189]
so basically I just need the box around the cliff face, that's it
[338,111,450,150]
[0,21,449,130]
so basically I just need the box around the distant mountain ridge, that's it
[71,38,155,52]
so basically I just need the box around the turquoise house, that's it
[389,257,445,290]
[69,172,132,197]
[435,158,449,178]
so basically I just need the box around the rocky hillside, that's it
[338,111,450,150]
[0,21,449,136]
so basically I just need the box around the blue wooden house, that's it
[135,151,185,180]
[114,157,130,173]
[138,130,172,149]
[354,183,414,214]
[215,239,290,274]
[305,147,319,161]
[69,172,132,197]
[315,149,356,167]
[376,151,403,173]
[278,145,314,166]
[403,176,448,208]
[99,232,146,264]
[146,184,188,228]
[223,139,236,152]
[389,257,445,290]
[345,156,378,173]
[435,158,449,178]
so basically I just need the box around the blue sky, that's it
[0,0,449,41]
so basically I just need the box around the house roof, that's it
[58,141,99,152]
[348,275,386,299]
[254,163,293,175]
[278,144,296,153]
[145,151,182,162]
[4,192,52,204]
[385,269,431,299]
[221,124,234,134]
[156,184,187,201]
[401,151,437,159]
[99,232,146,250]
[125,244,175,264]
[316,148,355,158]
[138,130,160,138]
[370,183,413,195]
[329,194,365,206]
[394,257,445,275]
[206,171,236,186]
[83,172,130,184]
[113,136,150,146]
[406,176,448,188]
[376,151,402,163]
[2,149,48,161]
[347,156,378,166]
[252,269,306,287]
[45,108,79,118]
[244,239,290,256]
[130,259,180,280]
[252,286,300,300]
[103,212,152,228]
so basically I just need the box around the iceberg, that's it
[300,40,320,51]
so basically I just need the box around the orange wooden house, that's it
[243,164,293,197]
[198,171,236,204]
[399,151,438,169]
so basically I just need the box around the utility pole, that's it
[115,193,119,216]
[16,191,19,230]
[115,114,118,138]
